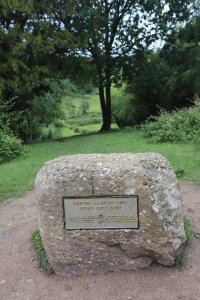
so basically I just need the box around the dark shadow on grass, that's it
[53,128,119,143]
[24,131,99,145]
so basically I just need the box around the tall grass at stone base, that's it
[141,97,200,144]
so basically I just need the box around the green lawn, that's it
[0,129,200,203]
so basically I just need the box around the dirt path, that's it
[0,182,200,300]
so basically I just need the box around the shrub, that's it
[0,78,66,142]
[79,97,89,114]
[26,79,65,141]
[0,131,25,164]
[112,91,136,128]
[142,98,200,143]
[112,89,149,128]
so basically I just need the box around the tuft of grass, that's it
[32,229,53,274]
[184,216,193,243]
[175,169,185,178]
[175,217,193,269]
[175,251,187,269]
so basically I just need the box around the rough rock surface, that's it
[35,153,185,277]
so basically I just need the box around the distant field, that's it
[60,89,103,136]
[44,87,121,138]
[0,129,200,203]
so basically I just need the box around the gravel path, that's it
[0,181,200,300]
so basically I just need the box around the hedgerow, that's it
[142,98,200,143]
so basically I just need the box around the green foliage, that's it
[79,97,89,114]
[0,99,26,163]
[123,52,173,124]
[0,2,51,110]
[61,87,102,136]
[193,136,200,151]
[175,216,193,269]
[0,99,28,138]
[62,0,192,130]
[175,251,187,269]
[112,89,133,128]
[74,127,89,134]
[32,229,53,273]
[68,114,102,127]
[122,17,200,126]
[159,17,200,105]
[82,84,95,94]
[0,131,25,164]
[142,99,200,143]
[175,169,185,178]
[0,79,66,142]
[26,79,65,141]
[0,1,76,141]
[112,88,149,128]
[0,0,194,134]
[184,216,193,243]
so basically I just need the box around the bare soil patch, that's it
[0,181,200,300]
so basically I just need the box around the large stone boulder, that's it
[35,153,185,277]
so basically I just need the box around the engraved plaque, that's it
[63,196,139,230]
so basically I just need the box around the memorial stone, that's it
[35,153,185,277]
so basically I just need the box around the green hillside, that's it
[42,86,120,139]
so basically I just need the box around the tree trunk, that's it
[100,87,111,131]
[100,109,111,131]
[98,63,112,132]
[98,71,112,132]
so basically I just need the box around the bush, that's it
[0,131,25,164]
[79,97,89,114]
[142,98,200,143]
[26,79,65,141]
[112,89,149,128]
[0,78,66,142]
[112,90,135,128]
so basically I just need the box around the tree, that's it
[69,0,192,131]
[160,15,200,101]
[0,0,194,134]
[0,0,75,140]
[114,15,200,128]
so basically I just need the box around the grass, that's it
[40,87,103,139]
[59,89,103,136]
[32,229,53,273]
[175,251,187,269]
[42,86,123,138]
[0,129,200,203]
[175,216,193,269]
[183,216,193,243]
